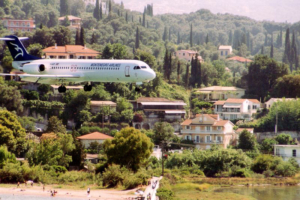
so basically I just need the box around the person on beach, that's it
[17,182,20,188]
[43,184,45,192]
[87,187,90,195]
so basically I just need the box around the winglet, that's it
[0,35,40,61]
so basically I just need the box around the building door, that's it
[293,149,297,157]
[125,66,130,77]
[196,136,200,143]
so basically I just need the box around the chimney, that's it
[55,43,57,49]
[84,45,86,49]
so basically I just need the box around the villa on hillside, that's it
[43,44,100,59]
[3,18,35,33]
[274,145,300,165]
[194,86,245,102]
[181,114,236,149]
[264,98,296,109]
[218,46,232,57]
[173,50,204,63]
[131,97,187,131]
[58,15,82,28]
[214,98,261,121]
[77,132,113,148]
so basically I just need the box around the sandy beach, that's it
[0,184,139,200]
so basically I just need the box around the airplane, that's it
[0,35,156,93]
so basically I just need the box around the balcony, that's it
[191,139,223,144]
[181,130,224,134]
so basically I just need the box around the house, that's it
[218,46,232,57]
[227,56,252,63]
[194,86,245,102]
[264,98,296,109]
[214,98,261,121]
[173,50,204,63]
[83,0,108,14]
[77,132,113,148]
[236,128,254,134]
[180,114,235,149]
[58,15,81,28]
[90,101,117,114]
[131,97,187,131]
[51,85,83,95]
[42,44,100,59]
[274,145,300,165]
[3,18,35,33]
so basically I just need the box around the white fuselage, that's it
[13,59,156,84]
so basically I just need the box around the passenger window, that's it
[141,66,147,69]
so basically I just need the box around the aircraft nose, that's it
[149,70,156,80]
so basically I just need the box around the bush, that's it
[156,187,174,200]
[192,169,205,176]
[123,175,140,189]
[263,169,274,178]
[231,169,250,178]
[52,165,67,173]
[102,164,125,187]
[57,171,94,183]
[275,162,297,177]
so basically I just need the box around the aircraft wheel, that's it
[84,85,92,91]
[135,87,140,92]
[58,86,66,93]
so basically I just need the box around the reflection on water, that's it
[215,186,300,200]
[0,193,83,200]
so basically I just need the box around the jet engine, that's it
[22,63,48,74]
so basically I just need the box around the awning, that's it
[195,91,212,94]
[141,102,187,106]
[223,105,241,108]
[165,110,186,114]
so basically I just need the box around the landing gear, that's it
[135,82,142,92]
[58,85,66,93]
[135,87,140,92]
[84,84,92,92]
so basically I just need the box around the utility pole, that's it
[161,142,164,176]
[275,105,278,134]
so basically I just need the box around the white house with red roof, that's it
[214,98,261,121]
[43,44,100,59]
[218,46,232,57]
[181,114,235,149]
[58,15,82,28]
[77,132,113,148]
[173,50,204,63]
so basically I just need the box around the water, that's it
[0,193,84,200]
[215,186,300,200]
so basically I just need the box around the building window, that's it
[253,105,257,109]
[276,148,280,156]
[217,126,222,130]
[206,136,211,143]
[225,51,228,56]
[293,149,297,157]
[196,136,200,143]
[221,51,223,56]
[248,105,250,110]
[206,126,211,132]
[216,136,222,142]
[186,126,190,129]
[183,53,185,56]
[230,114,237,120]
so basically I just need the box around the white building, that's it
[264,98,296,109]
[173,50,204,63]
[274,145,300,165]
[77,132,113,148]
[83,0,108,15]
[214,98,261,121]
[194,86,245,102]
[218,46,232,57]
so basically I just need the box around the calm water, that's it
[0,193,84,200]
[215,186,300,200]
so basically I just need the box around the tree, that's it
[104,127,153,171]
[0,85,23,114]
[135,27,140,49]
[0,110,27,155]
[93,0,100,20]
[283,28,291,70]
[238,130,257,150]
[275,133,293,145]
[270,44,274,58]
[0,145,16,168]
[53,26,72,46]
[190,24,193,47]
[46,116,67,134]
[260,138,277,153]
[75,28,80,45]
[60,0,69,17]
[152,122,174,145]
[177,61,181,84]
[27,43,43,57]
[80,27,85,46]
[0,0,9,7]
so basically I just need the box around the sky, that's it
[114,0,300,23]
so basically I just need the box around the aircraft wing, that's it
[0,73,81,78]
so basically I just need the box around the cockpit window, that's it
[141,66,147,69]
[134,66,141,70]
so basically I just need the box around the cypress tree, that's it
[60,0,69,17]
[135,27,140,49]
[168,53,172,81]
[229,30,233,45]
[169,27,171,41]
[205,34,209,44]
[261,46,264,54]
[241,33,246,45]
[246,32,250,49]
[196,55,202,87]
[91,32,96,44]
[99,2,103,19]
[177,61,181,84]
[109,0,112,13]
[139,17,141,24]
[80,27,85,46]
[264,33,268,46]
[93,0,100,20]
[75,28,80,45]
[283,28,291,67]
[177,32,180,44]
[163,49,169,80]
[280,28,283,47]
[270,44,274,58]
[142,9,146,27]
[190,24,193,47]
[185,63,190,88]
[125,12,128,23]
[163,26,167,41]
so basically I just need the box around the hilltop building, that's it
[77,132,113,148]
[58,15,81,28]
[274,145,300,165]
[181,114,235,149]
[3,19,35,33]
[131,97,187,131]
[173,50,204,63]
[194,86,245,102]
[214,98,261,121]
[264,98,296,109]
[90,101,117,114]
[218,46,232,57]
[42,44,100,59]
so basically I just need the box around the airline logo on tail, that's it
[10,42,23,59]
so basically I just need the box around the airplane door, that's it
[125,66,130,77]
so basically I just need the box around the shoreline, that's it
[0,184,137,200]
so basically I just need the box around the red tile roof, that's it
[77,132,113,140]
[43,45,99,54]
[181,119,193,126]
[214,101,226,105]
[137,97,171,103]
[249,99,260,104]
[227,56,252,63]
[213,120,230,126]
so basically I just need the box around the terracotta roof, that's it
[249,99,260,104]
[181,119,192,126]
[209,114,219,120]
[227,56,252,63]
[90,101,116,106]
[226,98,247,103]
[214,101,226,105]
[58,15,81,20]
[236,128,254,133]
[77,132,113,140]
[177,50,198,54]
[213,120,229,126]
[43,45,100,54]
